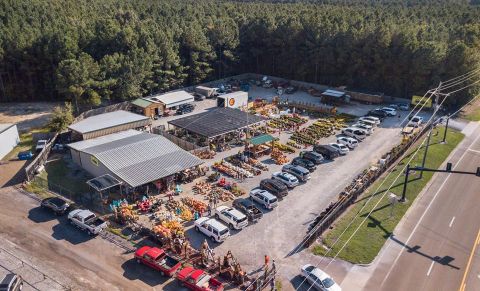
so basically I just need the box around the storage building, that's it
[217,91,249,109]
[68,110,151,140]
[67,130,203,188]
[0,124,20,159]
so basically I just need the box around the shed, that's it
[321,89,350,104]
[68,110,151,140]
[67,130,203,188]
[145,90,194,110]
[131,98,164,117]
[0,124,20,159]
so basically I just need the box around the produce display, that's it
[247,158,268,171]
[212,160,254,178]
[268,114,307,130]
[161,220,185,236]
[273,141,296,153]
[152,224,172,238]
[290,116,347,145]
[195,149,216,159]
[271,148,289,164]
[181,197,208,213]
[193,181,213,195]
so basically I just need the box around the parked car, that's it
[0,273,23,291]
[341,128,366,141]
[398,103,410,111]
[359,116,381,125]
[285,86,297,94]
[380,107,397,116]
[67,209,107,235]
[299,151,324,165]
[282,164,311,182]
[408,115,424,126]
[329,143,349,155]
[35,139,47,152]
[193,92,206,101]
[232,198,263,222]
[194,217,230,242]
[17,151,33,160]
[272,171,299,188]
[291,157,317,172]
[260,179,288,200]
[134,246,182,277]
[176,104,195,115]
[214,206,248,230]
[41,196,70,215]
[313,144,340,160]
[300,264,341,291]
[249,189,278,210]
[336,136,358,149]
[367,109,388,119]
[351,123,373,135]
[176,266,224,291]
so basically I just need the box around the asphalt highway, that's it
[362,124,480,291]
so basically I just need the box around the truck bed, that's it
[247,207,263,220]
[87,218,106,227]
[161,256,180,269]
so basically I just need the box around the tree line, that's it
[0,0,479,110]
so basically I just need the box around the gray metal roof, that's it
[145,90,194,108]
[68,130,203,187]
[0,123,15,134]
[68,110,149,134]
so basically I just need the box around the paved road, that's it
[0,186,184,291]
[341,122,480,291]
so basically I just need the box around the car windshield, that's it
[219,228,228,235]
[50,197,66,206]
[236,216,247,223]
[322,278,335,288]
[269,198,278,204]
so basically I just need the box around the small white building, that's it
[217,91,249,109]
[0,124,20,159]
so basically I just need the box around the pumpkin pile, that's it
[271,148,289,164]
[181,197,208,213]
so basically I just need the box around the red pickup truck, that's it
[176,266,224,291]
[134,246,182,277]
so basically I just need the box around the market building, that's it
[131,90,194,117]
[67,129,204,190]
[167,107,266,151]
[0,123,20,159]
[68,110,151,141]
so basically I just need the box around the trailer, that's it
[347,91,384,104]
[195,86,219,99]
[217,91,249,109]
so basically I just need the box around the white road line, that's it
[381,133,480,287]
[427,261,435,276]
[449,216,456,228]
[468,149,480,154]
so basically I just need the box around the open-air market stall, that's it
[167,107,267,151]
[244,134,277,158]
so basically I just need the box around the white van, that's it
[194,217,230,242]
[249,189,278,209]
[341,127,367,141]
[359,116,381,125]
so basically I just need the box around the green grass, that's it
[313,126,464,264]
[38,158,90,195]
[462,107,480,121]
[2,127,51,161]
[106,227,130,240]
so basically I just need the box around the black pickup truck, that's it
[232,198,263,222]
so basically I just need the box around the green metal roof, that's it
[247,134,276,145]
[131,98,153,108]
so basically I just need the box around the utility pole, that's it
[400,164,410,202]
[419,83,441,179]
[442,114,450,143]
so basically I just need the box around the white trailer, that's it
[195,86,218,99]
[216,91,248,109]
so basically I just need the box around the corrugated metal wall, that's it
[0,125,20,159]
[82,119,151,140]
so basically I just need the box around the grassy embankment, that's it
[313,126,464,264]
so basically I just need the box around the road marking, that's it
[382,133,480,287]
[458,228,480,291]
[468,149,480,154]
[449,216,456,228]
[427,261,435,276]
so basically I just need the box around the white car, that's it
[301,264,342,291]
[380,107,397,116]
[214,206,248,230]
[359,116,381,125]
[336,136,358,149]
[341,127,366,141]
[351,123,373,135]
[249,189,278,209]
[408,116,424,126]
[194,217,230,242]
[35,139,48,152]
[329,143,349,155]
[272,171,299,188]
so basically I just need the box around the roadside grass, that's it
[2,127,51,161]
[312,126,464,264]
[462,106,480,121]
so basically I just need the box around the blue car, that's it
[17,151,33,160]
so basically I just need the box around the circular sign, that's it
[229,98,235,106]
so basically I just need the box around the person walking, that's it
[207,204,212,216]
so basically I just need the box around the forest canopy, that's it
[0,0,479,108]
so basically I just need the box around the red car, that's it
[176,266,224,291]
[134,246,182,277]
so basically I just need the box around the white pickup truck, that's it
[214,205,248,230]
[68,209,107,235]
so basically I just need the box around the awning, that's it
[87,174,122,192]
[247,134,276,146]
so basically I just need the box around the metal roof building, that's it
[167,107,266,138]
[0,123,19,160]
[144,90,194,109]
[68,110,151,140]
[68,130,203,187]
